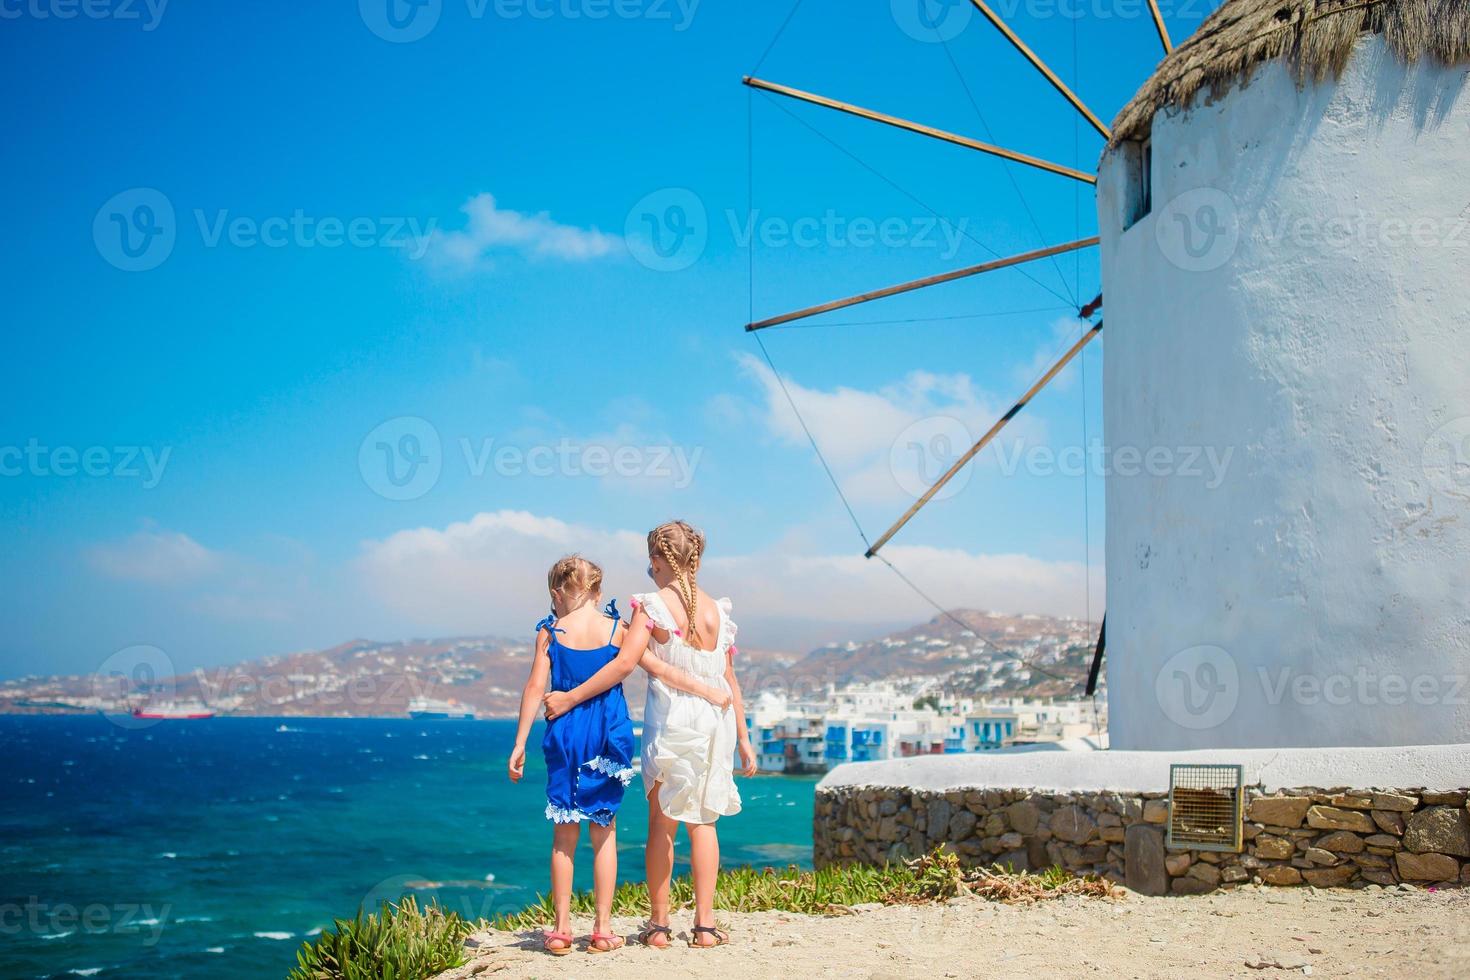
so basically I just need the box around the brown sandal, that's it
[637,922,672,948]
[687,924,730,948]
[587,931,624,954]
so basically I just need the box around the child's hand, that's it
[737,738,758,777]
[508,745,526,783]
[542,690,577,721]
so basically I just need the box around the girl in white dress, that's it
[541,520,757,948]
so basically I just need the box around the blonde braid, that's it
[650,521,705,644]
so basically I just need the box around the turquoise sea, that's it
[0,715,817,980]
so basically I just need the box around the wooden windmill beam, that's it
[744,76,1096,184]
[1146,0,1174,53]
[746,237,1097,331]
[865,319,1104,558]
[967,0,1112,140]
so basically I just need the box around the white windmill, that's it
[747,0,1470,752]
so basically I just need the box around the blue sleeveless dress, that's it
[538,602,637,825]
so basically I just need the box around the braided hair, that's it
[547,554,602,612]
[647,520,705,644]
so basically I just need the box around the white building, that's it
[1096,5,1470,750]
[746,684,1098,772]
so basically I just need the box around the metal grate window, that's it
[1166,763,1243,852]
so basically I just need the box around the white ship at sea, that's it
[407,697,475,720]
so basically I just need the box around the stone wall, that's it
[814,784,1470,894]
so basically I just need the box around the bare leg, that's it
[587,820,620,949]
[643,783,677,947]
[549,822,579,950]
[687,820,722,944]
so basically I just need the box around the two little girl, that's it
[508,520,756,954]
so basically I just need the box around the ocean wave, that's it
[253,931,293,941]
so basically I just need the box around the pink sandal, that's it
[542,929,573,956]
[587,931,625,954]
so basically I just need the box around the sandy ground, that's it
[434,884,1467,979]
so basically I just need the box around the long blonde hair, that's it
[648,520,705,643]
[547,554,602,612]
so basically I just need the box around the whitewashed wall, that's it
[1096,37,1470,750]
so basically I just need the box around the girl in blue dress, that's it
[509,554,726,955]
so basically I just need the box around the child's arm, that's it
[726,653,758,776]
[639,650,731,709]
[508,629,552,782]
[542,609,728,719]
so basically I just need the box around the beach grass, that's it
[488,848,1115,930]
[286,896,471,980]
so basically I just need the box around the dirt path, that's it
[436,884,1467,979]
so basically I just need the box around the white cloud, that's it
[355,511,648,633]
[353,509,1101,647]
[85,528,223,585]
[736,354,1047,506]
[422,192,621,271]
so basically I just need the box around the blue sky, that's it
[0,0,1219,678]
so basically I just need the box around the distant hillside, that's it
[778,609,1097,700]
[0,609,1097,718]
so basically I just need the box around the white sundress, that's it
[631,591,741,825]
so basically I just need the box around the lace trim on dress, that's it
[716,597,738,654]
[583,756,637,786]
[544,802,590,823]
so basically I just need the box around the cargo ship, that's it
[130,700,215,720]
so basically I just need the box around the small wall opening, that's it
[1123,138,1152,229]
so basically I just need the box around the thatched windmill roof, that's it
[1107,0,1470,149]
